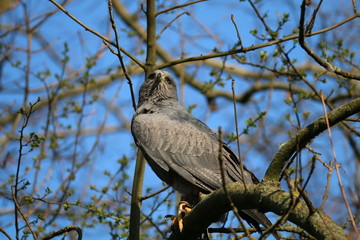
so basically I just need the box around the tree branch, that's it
[129,0,158,239]
[107,0,137,111]
[155,0,207,16]
[168,182,348,240]
[299,1,360,80]
[159,12,360,69]
[145,0,157,72]
[264,97,360,182]
[0,228,12,240]
[41,225,82,240]
[110,0,359,108]
[48,0,144,69]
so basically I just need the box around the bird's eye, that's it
[165,76,172,85]
[148,72,156,79]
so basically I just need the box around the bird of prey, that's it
[131,70,277,238]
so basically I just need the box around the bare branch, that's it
[48,0,144,68]
[12,186,39,240]
[320,94,359,234]
[107,0,137,111]
[218,127,249,239]
[351,0,357,14]
[299,1,360,80]
[231,79,247,190]
[230,14,242,48]
[139,185,171,201]
[159,12,360,69]
[155,0,207,16]
[157,11,189,39]
[305,0,323,33]
[0,228,13,240]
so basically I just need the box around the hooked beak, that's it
[155,71,165,83]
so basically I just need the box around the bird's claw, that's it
[166,201,193,233]
[176,201,193,232]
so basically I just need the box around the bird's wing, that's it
[132,110,219,192]
[131,102,254,192]
[131,102,279,239]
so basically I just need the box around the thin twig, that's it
[320,94,359,235]
[296,185,316,215]
[14,98,40,239]
[317,155,334,211]
[231,79,247,191]
[305,0,323,33]
[140,191,173,226]
[159,12,360,69]
[231,15,242,48]
[299,1,360,80]
[190,13,223,48]
[12,186,39,240]
[288,82,302,190]
[0,228,13,240]
[155,0,207,16]
[157,12,189,38]
[107,0,137,111]
[300,156,316,201]
[48,0,144,69]
[140,210,167,239]
[217,127,252,240]
[351,0,357,14]
[139,185,171,201]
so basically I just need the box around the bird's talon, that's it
[179,201,192,215]
[166,201,193,233]
[177,201,193,232]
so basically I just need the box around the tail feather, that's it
[240,209,280,239]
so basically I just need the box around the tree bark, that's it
[168,182,348,240]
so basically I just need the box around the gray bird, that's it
[131,70,277,238]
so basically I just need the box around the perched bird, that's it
[131,70,277,238]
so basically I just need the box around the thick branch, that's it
[145,0,157,71]
[129,1,157,240]
[169,182,347,240]
[129,151,146,240]
[264,98,360,181]
[41,225,82,240]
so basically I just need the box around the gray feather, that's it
[131,70,278,238]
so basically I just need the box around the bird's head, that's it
[138,70,178,106]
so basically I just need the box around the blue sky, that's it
[1,0,359,239]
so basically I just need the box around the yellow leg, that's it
[171,201,193,233]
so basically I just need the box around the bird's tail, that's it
[240,209,280,239]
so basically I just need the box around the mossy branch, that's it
[41,225,82,240]
[168,182,348,240]
[264,97,360,182]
